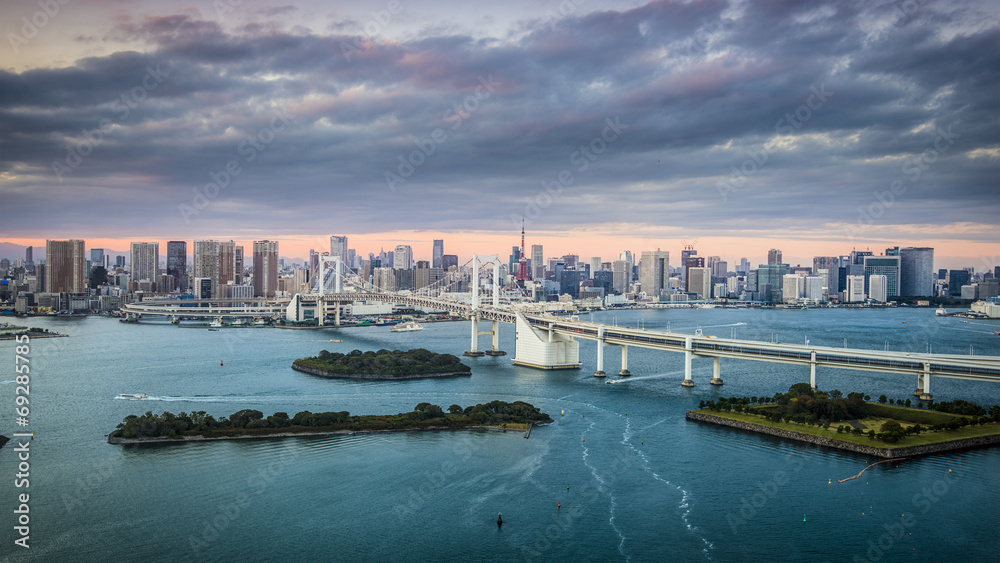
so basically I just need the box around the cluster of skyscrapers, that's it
[2,235,999,315]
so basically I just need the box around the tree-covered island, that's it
[292,348,472,379]
[109,401,552,444]
[688,383,1000,457]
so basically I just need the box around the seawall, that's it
[686,411,1000,458]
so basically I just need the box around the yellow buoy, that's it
[828,479,831,485]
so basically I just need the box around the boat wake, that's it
[0,380,16,385]
[622,416,714,559]
[579,420,630,562]
[607,372,680,384]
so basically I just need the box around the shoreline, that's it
[108,424,532,445]
[291,362,471,380]
[686,411,1000,458]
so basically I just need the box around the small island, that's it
[292,348,472,380]
[687,383,1000,458]
[108,400,552,444]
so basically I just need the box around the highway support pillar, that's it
[809,351,817,390]
[485,320,506,356]
[594,327,606,377]
[464,315,484,357]
[682,336,694,387]
[619,346,631,376]
[919,362,933,401]
[710,357,723,385]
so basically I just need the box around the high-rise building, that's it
[24,246,33,265]
[611,260,628,294]
[531,245,544,280]
[863,256,900,298]
[559,268,581,299]
[948,270,970,297]
[846,275,866,302]
[330,236,348,263]
[782,274,804,302]
[767,248,782,265]
[432,240,444,269]
[442,254,458,272]
[684,256,705,291]
[737,257,750,275]
[194,240,236,298]
[90,249,105,272]
[639,250,669,299]
[589,257,601,279]
[680,244,697,281]
[813,256,839,297]
[166,241,186,291]
[394,245,413,269]
[234,245,245,284]
[619,251,633,285]
[755,263,788,302]
[869,274,888,302]
[218,241,236,291]
[252,240,279,297]
[45,239,86,293]
[687,267,711,299]
[130,242,159,283]
[898,247,934,297]
[805,276,824,301]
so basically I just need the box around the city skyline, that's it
[0,233,993,273]
[1,0,998,266]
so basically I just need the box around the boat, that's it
[208,328,219,331]
[935,307,947,316]
[994,332,1000,336]
[330,339,342,342]
[391,320,423,332]
[209,318,224,328]
[115,393,148,400]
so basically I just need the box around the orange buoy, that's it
[558,501,561,509]
[582,436,585,442]
[220,360,223,366]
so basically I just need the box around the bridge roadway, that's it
[121,293,1000,394]
[526,315,1000,383]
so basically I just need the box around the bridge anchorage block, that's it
[593,370,606,378]
[919,393,933,401]
[710,378,724,386]
[681,380,695,387]
[484,350,507,356]
[618,369,631,377]
[463,351,485,357]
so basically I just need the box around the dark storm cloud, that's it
[1,0,997,240]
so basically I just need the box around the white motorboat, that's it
[390,320,423,332]
[115,393,148,400]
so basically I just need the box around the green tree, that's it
[448,404,463,414]
[878,395,888,404]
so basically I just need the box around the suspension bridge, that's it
[120,254,1000,399]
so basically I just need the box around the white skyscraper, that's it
[590,257,601,279]
[393,245,413,269]
[869,274,888,302]
[846,275,866,302]
[805,276,824,301]
[782,274,804,302]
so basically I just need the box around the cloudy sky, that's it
[1,0,998,269]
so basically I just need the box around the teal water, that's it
[1,308,999,562]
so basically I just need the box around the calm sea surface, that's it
[2,307,999,562]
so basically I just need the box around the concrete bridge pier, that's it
[810,351,817,390]
[682,336,694,387]
[594,328,606,377]
[710,357,723,385]
[919,362,933,401]
[619,346,631,376]
[317,298,324,326]
[464,315,485,357]
[484,320,506,356]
